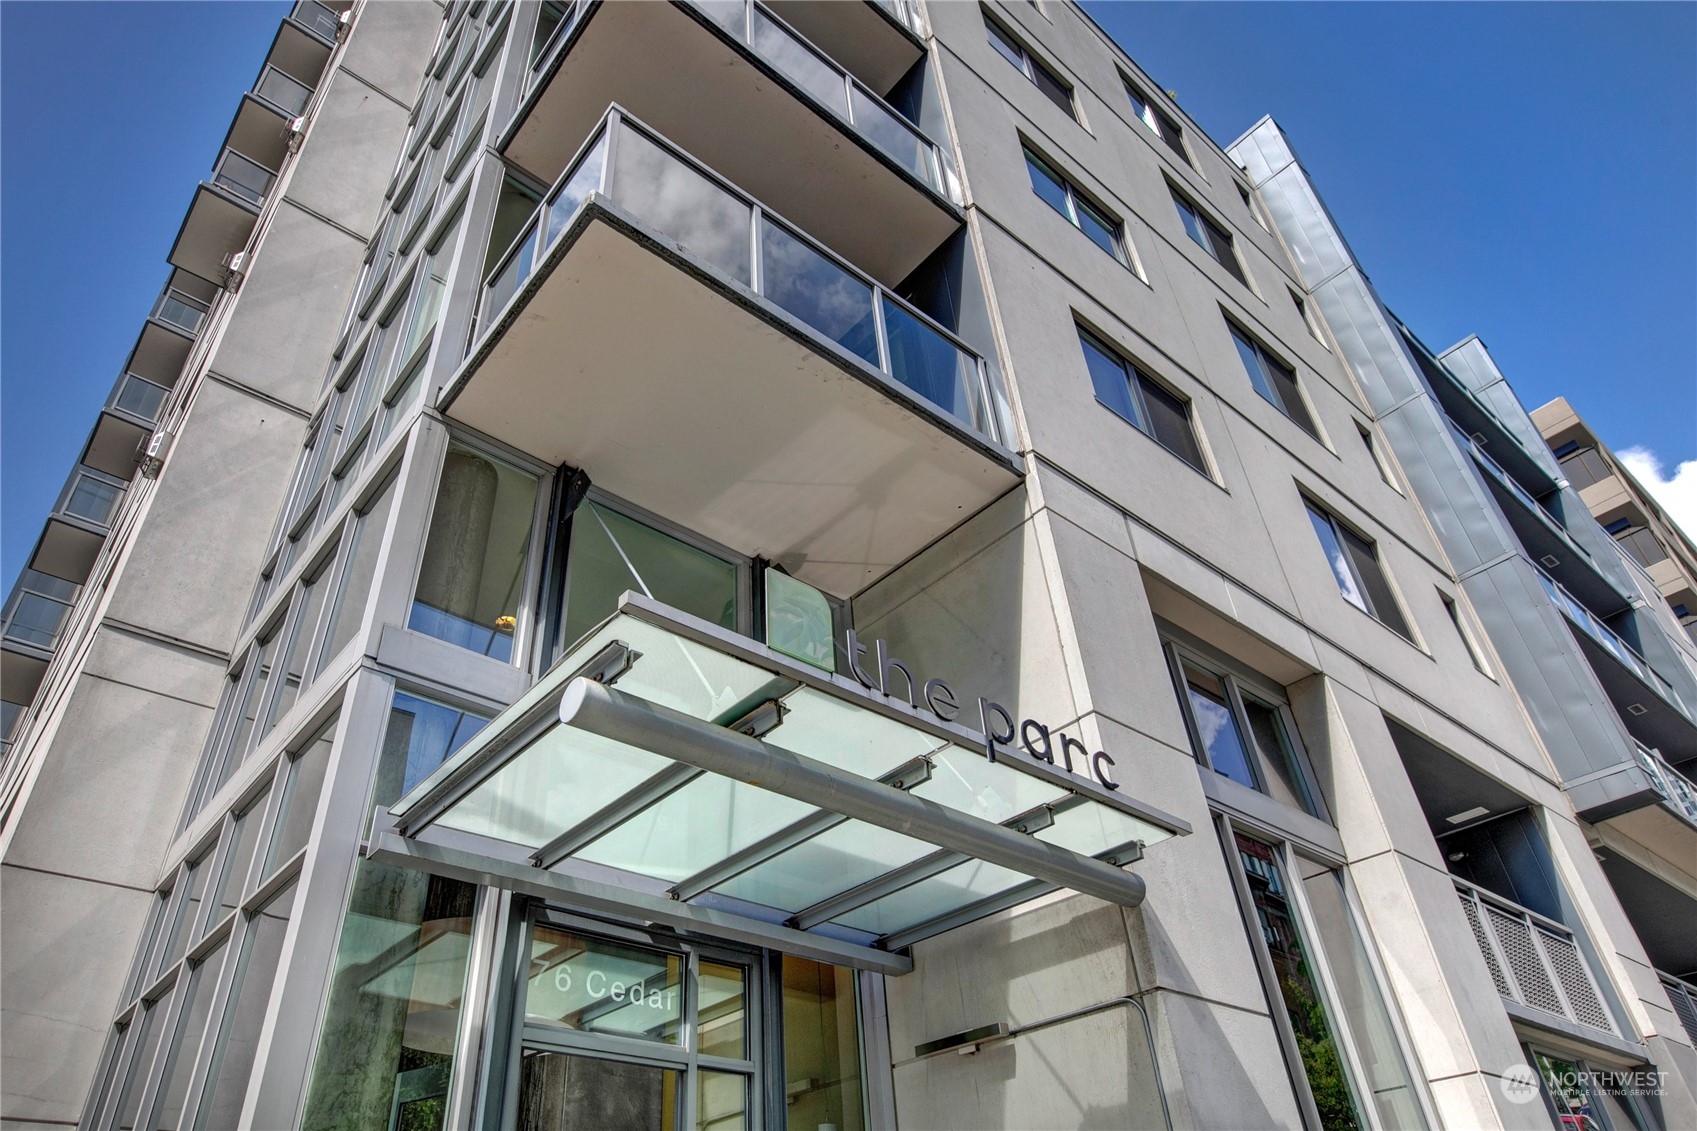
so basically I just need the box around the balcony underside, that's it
[225,94,293,173]
[83,412,148,480]
[1482,474,1626,616]
[764,0,922,93]
[504,0,956,283]
[442,206,1020,597]
[265,18,332,88]
[30,518,106,586]
[168,184,258,285]
[127,320,193,389]
[1569,627,1697,764]
[1594,848,1697,980]
[1,643,49,704]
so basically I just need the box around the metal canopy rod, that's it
[558,679,1149,909]
[668,756,936,902]
[789,801,1061,930]
[369,832,912,976]
[531,761,703,869]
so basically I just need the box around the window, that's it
[1304,500,1413,639]
[1025,148,1130,266]
[1239,182,1269,230]
[1439,591,1494,676]
[1078,328,1207,473]
[1552,442,1612,491]
[409,442,541,663]
[986,14,1074,118]
[555,501,740,660]
[65,470,124,526]
[316,474,400,677]
[1603,518,1668,568]
[1223,829,1431,1131]
[1291,289,1326,344]
[1355,422,1399,489]
[1526,1048,1653,1131]
[1173,191,1247,285]
[1168,645,1321,815]
[1229,324,1319,438]
[373,690,490,815]
[1125,82,1187,162]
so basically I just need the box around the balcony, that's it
[1455,878,1619,1038]
[168,149,268,284]
[447,109,1019,596]
[1634,742,1697,827]
[765,0,926,94]
[0,571,75,711]
[254,63,313,116]
[258,2,337,108]
[289,0,342,45]
[505,0,960,286]
[220,76,303,192]
[1536,566,1696,759]
[26,467,126,586]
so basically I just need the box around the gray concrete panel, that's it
[283,68,417,241]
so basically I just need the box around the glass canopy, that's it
[389,595,1187,961]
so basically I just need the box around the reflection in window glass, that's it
[409,445,539,662]
[1295,857,1427,1130]
[218,796,267,920]
[516,1051,678,1131]
[698,1070,747,1131]
[156,856,212,976]
[265,716,338,876]
[150,939,229,1131]
[300,863,477,1131]
[697,962,747,1060]
[1181,662,1256,789]
[525,927,683,1043]
[782,956,865,1131]
[260,563,329,739]
[764,570,834,672]
[759,219,877,367]
[1243,697,1316,815]
[374,692,490,814]
[197,882,298,1131]
[560,503,737,655]
[1234,836,1363,1131]
[317,477,399,677]
[113,993,173,1131]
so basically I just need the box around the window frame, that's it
[1302,497,1416,641]
[1227,321,1322,440]
[1077,325,1209,476]
[1124,79,1189,164]
[1023,146,1136,270]
[1438,590,1496,678]
[985,11,1076,120]
[1172,188,1248,286]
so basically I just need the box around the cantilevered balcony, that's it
[168,148,271,284]
[447,109,1019,595]
[0,570,77,710]
[1536,566,1696,762]
[26,466,126,585]
[507,0,960,285]
[765,0,926,94]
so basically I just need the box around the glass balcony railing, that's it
[62,471,125,528]
[1536,565,1691,721]
[688,0,955,201]
[213,149,277,206]
[254,64,313,116]
[524,0,590,96]
[1633,742,1697,826]
[291,0,342,42]
[2,571,77,652]
[151,287,209,336]
[112,373,169,423]
[474,109,1003,445]
[871,0,924,36]
[1454,878,1617,1035]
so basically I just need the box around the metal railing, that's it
[1535,565,1690,721]
[151,286,209,336]
[1454,879,1616,1035]
[111,373,169,423]
[1660,972,1697,1047]
[472,108,1002,446]
[254,64,313,116]
[291,0,342,42]
[1633,741,1697,825]
[687,0,956,202]
[212,149,277,206]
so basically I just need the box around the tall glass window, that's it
[409,443,540,662]
[781,956,865,1131]
[371,690,490,824]
[557,502,739,657]
[300,864,479,1131]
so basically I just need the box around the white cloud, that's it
[1616,446,1697,543]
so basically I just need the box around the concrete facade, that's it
[2,3,1693,1130]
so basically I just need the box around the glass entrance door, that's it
[511,914,757,1131]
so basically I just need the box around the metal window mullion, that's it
[179,903,259,1131]
[443,884,505,1130]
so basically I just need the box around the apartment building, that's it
[2,3,1694,1129]
[1531,398,1697,649]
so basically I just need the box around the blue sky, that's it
[2,3,1694,589]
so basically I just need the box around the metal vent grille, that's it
[1539,930,1614,1033]
[1663,979,1697,1046]
[1488,906,1568,1015]
[1461,893,1514,997]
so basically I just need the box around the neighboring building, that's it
[1532,397,1697,649]
[2,3,1695,1130]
